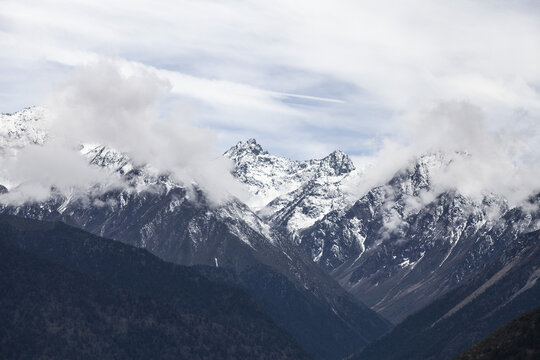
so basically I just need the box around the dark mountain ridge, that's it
[0,214,389,360]
[350,229,540,360]
[455,306,540,360]
[0,215,309,360]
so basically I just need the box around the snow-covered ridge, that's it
[0,110,357,234]
[224,138,358,233]
[0,108,182,194]
[0,106,49,151]
[0,108,275,248]
[300,152,507,269]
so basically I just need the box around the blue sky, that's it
[1,0,539,162]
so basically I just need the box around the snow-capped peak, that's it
[224,138,268,160]
[224,139,358,233]
[0,106,49,151]
[320,150,356,176]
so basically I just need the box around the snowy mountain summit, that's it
[0,106,49,152]
[225,139,357,234]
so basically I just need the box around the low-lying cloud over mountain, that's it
[0,61,247,204]
[347,101,540,209]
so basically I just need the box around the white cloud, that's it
[412,102,540,206]
[49,60,249,203]
[0,140,119,205]
[346,101,540,208]
[0,60,249,205]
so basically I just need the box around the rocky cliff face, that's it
[353,229,540,360]
[296,153,538,322]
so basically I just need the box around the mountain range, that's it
[1,107,539,359]
[225,137,539,325]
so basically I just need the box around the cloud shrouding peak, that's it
[0,62,538,211]
[347,101,540,207]
[0,60,247,204]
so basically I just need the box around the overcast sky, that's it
[1,0,539,162]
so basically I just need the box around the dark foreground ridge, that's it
[0,215,310,360]
[455,306,540,360]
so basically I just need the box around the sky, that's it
[1,0,539,158]
[0,0,539,205]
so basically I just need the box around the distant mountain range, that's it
[1,107,539,359]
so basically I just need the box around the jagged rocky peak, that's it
[320,150,356,176]
[224,138,268,159]
[0,106,49,149]
[224,138,358,232]
[81,144,132,171]
[225,138,356,177]
[387,152,453,195]
[1,105,49,121]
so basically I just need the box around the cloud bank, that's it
[346,101,540,208]
[1,60,246,205]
